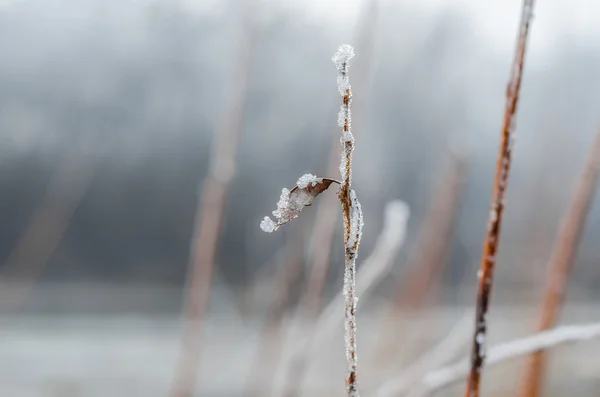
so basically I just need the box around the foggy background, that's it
[0,0,599,396]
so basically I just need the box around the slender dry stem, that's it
[372,312,472,397]
[374,154,466,365]
[334,44,363,397]
[276,4,380,393]
[0,153,94,314]
[310,201,409,354]
[464,2,534,396]
[518,127,600,397]
[170,9,257,397]
[409,322,600,397]
[245,233,305,397]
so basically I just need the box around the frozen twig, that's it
[261,44,364,397]
[273,200,408,397]
[406,322,600,397]
[518,127,600,397]
[373,312,472,397]
[310,200,410,358]
[333,44,364,397]
[464,1,535,396]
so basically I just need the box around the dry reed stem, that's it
[518,127,600,397]
[309,201,409,356]
[0,153,94,314]
[464,2,534,396]
[275,201,407,397]
[410,322,600,397]
[170,9,257,397]
[374,154,466,364]
[277,2,380,392]
[302,0,380,320]
[334,45,363,397]
[373,312,472,397]
[245,234,305,397]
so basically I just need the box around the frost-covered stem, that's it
[309,201,409,356]
[333,44,363,397]
[465,2,534,397]
[408,322,600,397]
[519,127,600,397]
[275,202,408,397]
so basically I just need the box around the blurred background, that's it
[1,0,599,396]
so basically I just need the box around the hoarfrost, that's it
[259,176,337,232]
[332,44,355,71]
[476,332,485,345]
[296,173,322,189]
[332,44,355,96]
[345,189,363,252]
[260,216,277,233]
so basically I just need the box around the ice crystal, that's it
[332,44,354,96]
[259,176,336,233]
[260,216,277,233]
[345,189,363,252]
[296,173,322,189]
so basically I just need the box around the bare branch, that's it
[464,1,535,395]
[373,312,472,397]
[519,126,600,397]
[412,322,600,397]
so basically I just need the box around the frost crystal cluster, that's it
[260,173,328,233]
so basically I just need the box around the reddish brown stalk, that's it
[464,1,534,396]
[0,153,94,314]
[303,0,380,317]
[277,2,378,395]
[518,128,600,397]
[169,10,257,397]
[374,154,466,363]
[245,234,305,397]
[401,156,466,310]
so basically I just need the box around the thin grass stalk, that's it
[334,44,363,397]
[372,312,472,397]
[373,154,466,365]
[410,322,600,397]
[259,45,364,397]
[170,8,257,397]
[0,153,95,314]
[464,2,535,396]
[518,127,600,397]
[303,0,380,319]
[276,2,379,394]
[245,234,305,397]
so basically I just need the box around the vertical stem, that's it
[464,1,534,396]
[245,234,305,397]
[373,154,466,366]
[0,152,95,314]
[519,128,600,397]
[170,6,257,397]
[334,44,363,397]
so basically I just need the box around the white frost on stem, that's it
[260,173,333,233]
[310,200,410,355]
[409,322,600,396]
[334,43,362,397]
